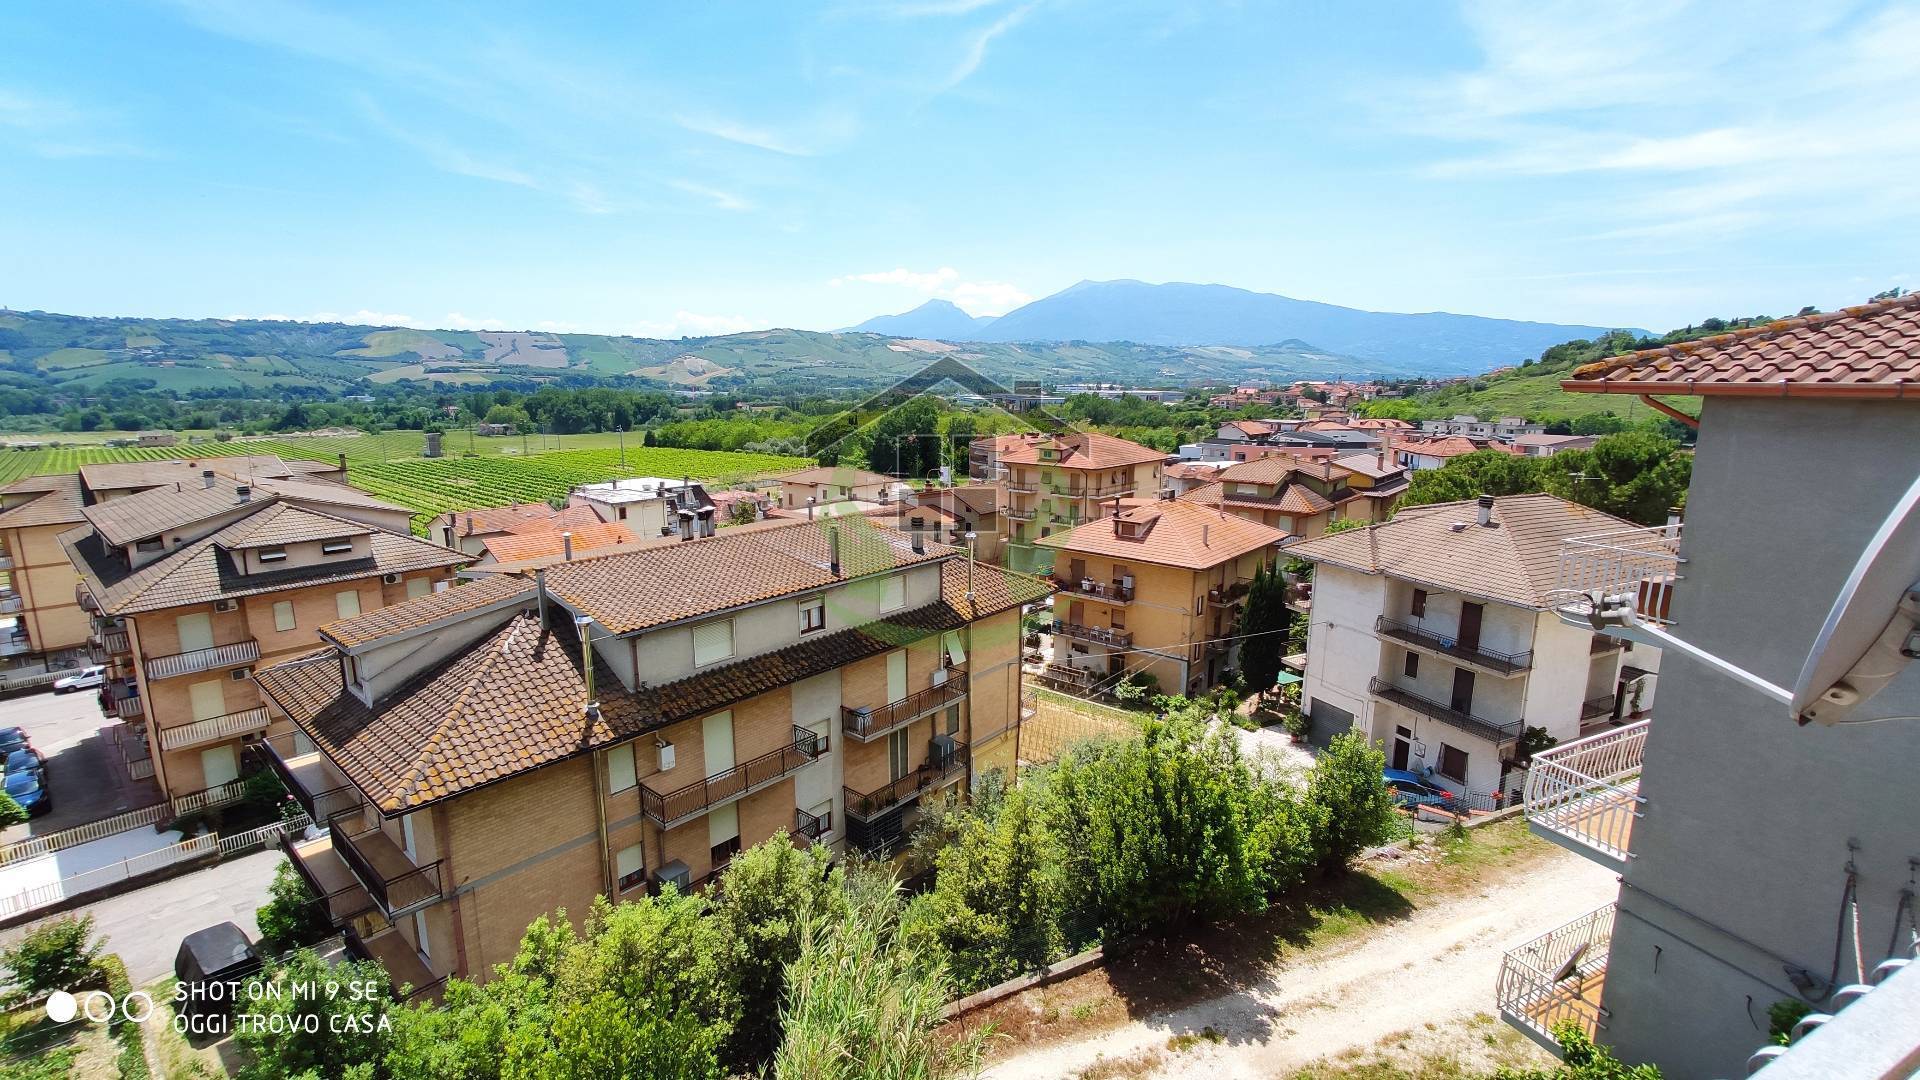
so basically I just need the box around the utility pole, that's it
[619,426,626,468]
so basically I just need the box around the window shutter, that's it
[708,802,739,846]
[942,631,965,666]
[880,575,905,612]
[608,743,637,793]
[692,620,734,666]
[335,590,361,619]
[273,601,296,632]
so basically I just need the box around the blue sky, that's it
[2,0,1916,339]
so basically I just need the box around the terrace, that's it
[325,812,445,919]
[1523,720,1647,871]
[639,726,823,828]
[1206,578,1253,609]
[843,671,967,743]
[250,731,364,822]
[1368,676,1523,749]
[145,639,260,681]
[1497,903,1614,1052]
[1051,620,1132,649]
[1053,577,1134,604]
[157,706,269,752]
[1374,616,1533,677]
[1553,523,1683,630]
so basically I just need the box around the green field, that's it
[0,435,804,531]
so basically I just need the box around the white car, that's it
[53,666,105,693]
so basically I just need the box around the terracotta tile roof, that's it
[1284,493,1635,608]
[320,573,536,650]
[1566,293,1920,398]
[217,502,372,549]
[1330,453,1401,480]
[1183,480,1335,517]
[940,485,1001,516]
[1216,456,1348,486]
[996,431,1166,471]
[63,504,470,615]
[480,521,639,564]
[502,505,601,534]
[861,502,964,527]
[431,503,558,538]
[76,455,298,492]
[544,517,954,634]
[1223,420,1279,438]
[1511,434,1598,449]
[772,465,896,487]
[1163,462,1226,481]
[1400,436,1512,459]
[249,476,409,515]
[1038,498,1288,570]
[0,474,86,530]
[255,559,1047,814]
[82,477,264,546]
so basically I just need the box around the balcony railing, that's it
[640,726,823,828]
[158,707,270,751]
[1206,579,1253,609]
[1579,695,1618,723]
[75,583,96,612]
[327,811,445,919]
[1004,507,1037,522]
[1035,664,1097,692]
[794,806,830,843]
[1375,616,1533,677]
[122,742,153,782]
[1368,677,1523,748]
[1051,620,1132,648]
[843,671,967,743]
[845,741,969,823]
[145,639,260,680]
[1053,577,1134,604]
[1523,720,1647,869]
[252,732,363,822]
[0,634,29,658]
[112,695,144,720]
[0,595,19,616]
[1554,523,1682,627]
[1497,903,1614,1050]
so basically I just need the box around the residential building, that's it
[1288,494,1659,801]
[771,465,896,510]
[473,521,642,569]
[1162,462,1229,495]
[1496,295,1920,1077]
[63,476,469,799]
[1396,435,1519,471]
[1418,415,1544,440]
[137,432,178,448]
[1179,452,1408,535]
[256,518,1047,992]
[1036,496,1286,697]
[427,503,600,556]
[1512,433,1599,457]
[709,489,773,525]
[569,477,717,540]
[911,485,1008,563]
[968,433,1034,481]
[998,432,1166,574]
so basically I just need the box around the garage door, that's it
[1306,699,1355,750]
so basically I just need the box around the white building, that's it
[1512,433,1598,457]
[570,477,717,540]
[1288,494,1658,802]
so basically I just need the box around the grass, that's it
[1388,367,1702,424]
[1285,1012,1546,1079]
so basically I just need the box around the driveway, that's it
[0,689,163,844]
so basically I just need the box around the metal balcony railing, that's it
[112,695,144,720]
[1375,616,1534,676]
[1367,677,1523,748]
[1051,620,1131,648]
[1206,579,1253,609]
[1035,664,1097,691]
[1580,695,1619,722]
[1523,720,1647,869]
[844,742,969,822]
[640,726,823,828]
[145,639,260,680]
[327,812,445,919]
[1555,523,1682,627]
[1054,577,1134,603]
[794,806,830,843]
[1497,903,1614,1049]
[251,732,365,823]
[75,583,96,611]
[1004,507,1037,522]
[843,671,967,743]
[158,707,270,751]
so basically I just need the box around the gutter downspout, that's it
[577,614,610,897]
[1638,394,1700,430]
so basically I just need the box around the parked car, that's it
[3,769,49,816]
[175,923,261,1020]
[1383,767,1455,809]
[53,666,106,693]
[0,727,27,755]
[3,748,44,781]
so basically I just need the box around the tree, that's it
[709,836,847,1067]
[1235,562,1290,700]
[1400,451,1545,509]
[1541,432,1691,525]
[256,858,332,956]
[863,397,941,479]
[903,786,1062,992]
[727,498,759,526]
[236,949,392,1080]
[1,915,102,998]
[484,404,531,429]
[1303,731,1396,870]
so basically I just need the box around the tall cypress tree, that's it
[1236,561,1288,700]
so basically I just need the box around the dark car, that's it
[0,728,28,756]
[1383,767,1455,809]
[3,748,44,782]
[4,770,49,816]
[175,923,261,1020]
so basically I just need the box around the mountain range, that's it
[846,279,1633,373]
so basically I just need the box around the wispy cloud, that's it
[669,180,754,212]
[628,311,769,337]
[676,114,816,156]
[829,266,1032,314]
[0,88,148,158]
[943,1,1037,90]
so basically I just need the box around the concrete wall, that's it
[1599,397,1920,1078]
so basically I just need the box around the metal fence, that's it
[0,815,310,919]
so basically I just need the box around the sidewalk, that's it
[0,825,186,904]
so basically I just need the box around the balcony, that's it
[1053,577,1134,604]
[793,805,830,843]
[252,732,363,821]
[158,707,271,752]
[349,927,446,1004]
[1035,664,1097,692]
[122,741,153,782]
[0,594,19,616]
[1368,677,1523,749]
[1206,579,1253,609]
[1005,480,1038,494]
[106,682,143,720]
[1004,506,1037,522]
[1579,694,1619,723]
[326,811,445,919]
[1523,720,1647,871]
[843,672,967,743]
[75,583,96,612]
[640,726,824,829]
[1554,523,1682,629]
[1497,903,1614,1052]
[1051,620,1132,649]
[145,639,260,680]
[1375,616,1533,677]
[845,741,970,853]
[0,632,28,658]
[284,832,379,927]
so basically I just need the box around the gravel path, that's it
[982,846,1617,1079]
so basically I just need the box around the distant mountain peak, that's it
[843,299,998,339]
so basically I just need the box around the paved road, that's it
[1,848,282,986]
[0,689,163,843]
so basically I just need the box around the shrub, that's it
[1495,1021,1663,1078]
[1304,731,1397,870]
[236,949,391,1080]
[710,835,847,1068]
[2,915,103,999]
[903,785,1062,992]
[0,792,27,827]
[256,859,332,956]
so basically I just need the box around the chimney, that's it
[807,497,816,521]
[574,614,596,716]
[828,524,842,576]
[562,532,574,561]
[1378,435,1389,472]
[535,567,549,629]
[465,513,474,535]
[236,484,251,502]
[337,452,348,478]
[1202,523,1210,547]
[201,469,215,490]
[1477,494,1494,527]
[910,517,925,555]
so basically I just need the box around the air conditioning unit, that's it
[382,573,402,585]
[928,733,957,763]
[653,860,691,893]
[231,666,252,681]
[214,599,238,613]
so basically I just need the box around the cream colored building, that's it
[998,432,1166,574]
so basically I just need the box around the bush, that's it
[1304,731,1397,870]
[256,859,332,956]
[1495,1021,1663,1078]
[2,915,103,1000]
[236,949,391,1080]
[903,785,1062,992]
[710,835,847,1068]
[0,793,27,828]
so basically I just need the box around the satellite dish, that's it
[1791,472,1920,726]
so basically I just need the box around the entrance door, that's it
[200,744,238,788]
[1391,726,1412,771]
[1457,603,1483,652]
[1450,669,1476,714]
[888,729,911,782]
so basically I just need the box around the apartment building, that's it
[427,503,602,556]
[772,466,896,510]
[999,432,1166,574]
[568,477,717,540]
[1036,497,1286,698]
[1288,494,1658,801]
[1178,452,1408,536]
[1496,295,1920,1077]
[1396,435,1520,471]
[255,518,1047,993]
[904,485,1007,563]
[1512,433,1599,457]
[63,475,468,799]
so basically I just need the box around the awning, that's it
[1274,671,1303,686]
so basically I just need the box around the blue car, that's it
[0,728,28,756]
[3,749,43,782]
[4,770,49,816]
[1384,768,1455,809]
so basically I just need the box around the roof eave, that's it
[1562,379,1919,399]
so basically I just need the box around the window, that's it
[1438,743,1469,783]
[888,729,911,781]
[692,619,734,666]
[800,598,826,634]
[320,540,352,556]
[1410,589,1427,618]
[807,799,833,836]
[711,834,741,867]
[945,705,961,735]
[258,546,288,563]
[1403,651,1418,678]
[136,537,164,553]
[406,577,431,599]
[879,574,905,613]
[616,844,645,892]
[709,801,741,869]
[607,743,637,793]
[334,590,361,619]
[273,601,296,632]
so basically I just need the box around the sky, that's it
[2,0,1917,339]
